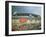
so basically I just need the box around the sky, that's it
[12,6,41,16]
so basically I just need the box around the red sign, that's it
[19,18,27,23]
